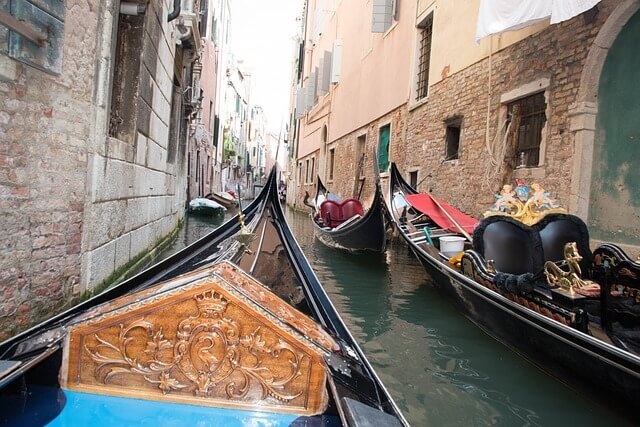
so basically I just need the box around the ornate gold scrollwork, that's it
[484,181,566,225]
[86,290,306,402]
[544,242,600,297]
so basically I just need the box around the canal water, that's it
[156,209,629,426]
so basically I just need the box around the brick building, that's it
[0,0,205,339]
[289,0,640,250]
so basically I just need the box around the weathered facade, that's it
[0,0,202,339]
[289,0,640,249]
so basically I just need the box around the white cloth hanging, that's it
[475,0,601,43]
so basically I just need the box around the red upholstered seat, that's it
[319,198,364,228]
[320,200,342,228]
[340,198,364,219]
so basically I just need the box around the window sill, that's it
[383,21,399,38]
[409,96,429,112]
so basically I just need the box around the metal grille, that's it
[416,15,433,101]
[509,92,546,167]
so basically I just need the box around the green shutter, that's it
[378,125,390,172]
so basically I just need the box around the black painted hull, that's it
[388,163,640,412]
[1,169,408,426]
[312,179,387,252]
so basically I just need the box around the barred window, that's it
[509,93,546,168]
[416,14,433,101]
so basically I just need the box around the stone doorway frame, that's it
[569,0,640,220]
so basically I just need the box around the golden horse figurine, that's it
[544,242,600,297]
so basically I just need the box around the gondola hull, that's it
[1,169,407,426]
[388,163,640,415]
[311,178,387,253]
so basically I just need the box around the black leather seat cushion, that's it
[473,214,591,276]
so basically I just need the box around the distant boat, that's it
[206,191,239,209]
[0,169,407,426]
[387,162,640,415]
[304,177,388,253]
[188,197,226,216]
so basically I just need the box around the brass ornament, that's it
[544,242,600,296]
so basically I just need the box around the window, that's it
[445,119,461,161]
[409,170,418,188]
[298,161,302,185]
[415,14,433,101]
[509,92,546,167]
[328,148,335,181]
[305,159,310,183]
[310,157,315,183]
[378,124,391,172]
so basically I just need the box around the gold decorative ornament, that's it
[544,242,600,296]
[484,181,566,225]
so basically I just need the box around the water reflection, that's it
[285,208,628,426]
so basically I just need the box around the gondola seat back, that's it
[472,213,592,276]
[320,200,342,228]
[341,199,364,219]
[319,199,364,228]
[472,216,543,275]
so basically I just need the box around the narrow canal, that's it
[156,209,629,426]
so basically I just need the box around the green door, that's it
[378,125,390,172]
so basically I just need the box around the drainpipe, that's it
[168,0,180,22]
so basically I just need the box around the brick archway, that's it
[569,0,640,220]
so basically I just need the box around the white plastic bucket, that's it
[439,236,465,257]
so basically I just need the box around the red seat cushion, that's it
[320,200,342,228]
[319,198,364,228]
[340,198,364,219]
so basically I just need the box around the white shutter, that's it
[372,0,393,33]
[304,71,317,111]
[295,88,305,118]
[330,40,342,84]
[317,58,326,96]
[319,50,331,94]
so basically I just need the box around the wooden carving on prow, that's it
[484,180,566,225]
[544,242,600,297]
[60,262,335,416]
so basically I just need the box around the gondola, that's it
[304,176,388,252]
[0,169,407,426]
[387,163,640,414]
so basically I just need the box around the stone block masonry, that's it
[0,0,190,340]
[0,0,98,339]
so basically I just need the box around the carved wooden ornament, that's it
[61,262,332,416]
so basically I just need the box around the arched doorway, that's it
[569,1,640,243]
[589,9,640,245]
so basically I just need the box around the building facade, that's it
[289,0,640,249]
[0,0,202,338]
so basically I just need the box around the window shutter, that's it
[372,0,393,33]
[319,50,331,94]
[330,40,342,84]
[304,71,317,111]
[295,88,305,118]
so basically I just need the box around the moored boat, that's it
[387,162,640,414]
[188,197,227,216]
[304,177,388,253]
[0,170,407,426]
[206,191,239,209]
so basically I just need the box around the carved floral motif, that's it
[86,290,307,403]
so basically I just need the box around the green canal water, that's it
[155,209,629,426]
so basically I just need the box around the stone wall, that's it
[0,0,100,337]
[82,0,186,291]
[400,3,614,218]
[324,107,408,204]
[0,0,190,340]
